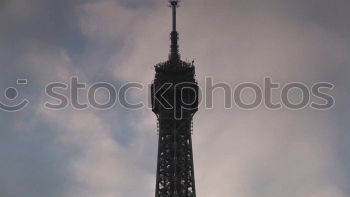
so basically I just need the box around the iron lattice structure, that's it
[151,1,198,197]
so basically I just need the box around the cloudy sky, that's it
[0,0,349,197]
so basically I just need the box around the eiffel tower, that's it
[151,1,198,197]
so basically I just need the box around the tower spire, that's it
[169,0,180,62]
[152,1,198,197]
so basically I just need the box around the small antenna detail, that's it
[168,0,181,61]
[169,0,180,7]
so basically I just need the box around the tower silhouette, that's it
[151,1,198,197]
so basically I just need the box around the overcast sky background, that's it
[0,0,349,197]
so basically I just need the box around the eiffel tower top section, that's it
[154,0,194,72]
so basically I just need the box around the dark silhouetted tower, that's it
[151,1,198,197]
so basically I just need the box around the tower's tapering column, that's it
[152,1,198,197]
[169,0,180,62]
[172,1,177,32]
